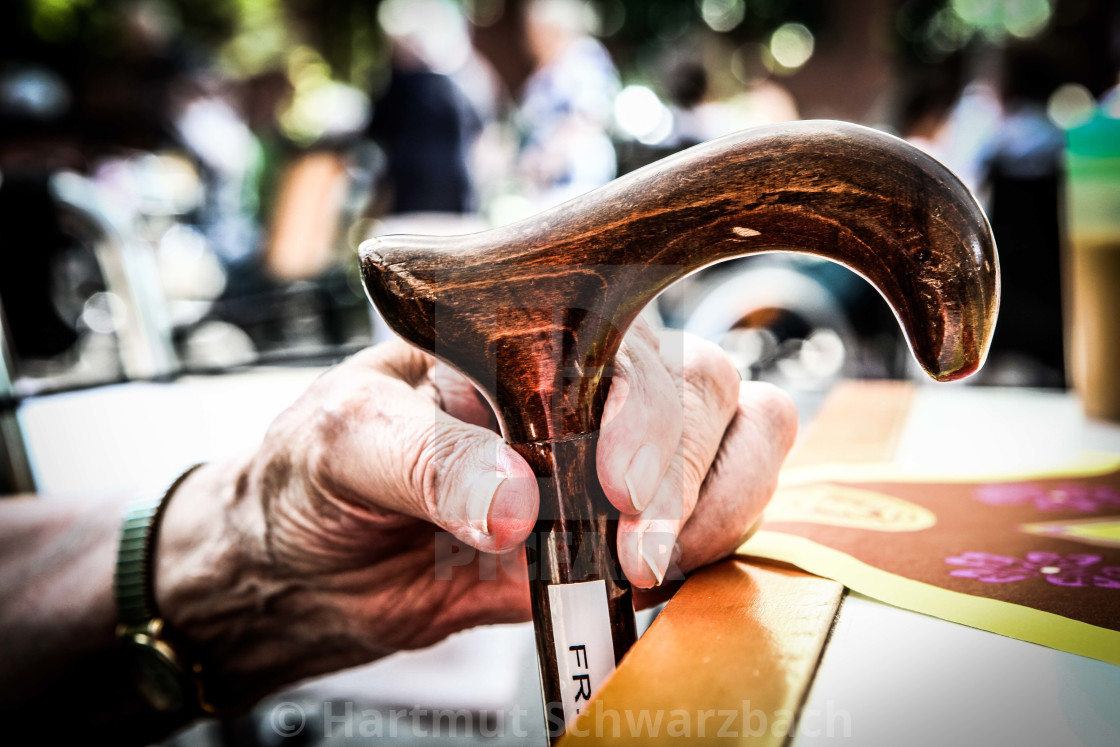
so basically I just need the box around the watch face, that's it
[124,637,188,712]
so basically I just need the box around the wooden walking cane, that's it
[359,120,1000,741]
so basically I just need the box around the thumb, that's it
[310,374,539,554]
[401,415,540,552]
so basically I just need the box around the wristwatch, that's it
[114,464,212,714]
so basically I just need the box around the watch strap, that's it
[115,464,204,628]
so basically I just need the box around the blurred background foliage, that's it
[5,0,1114,147]
[0,0,1116,403]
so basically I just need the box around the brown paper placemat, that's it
[742,457,1120,665]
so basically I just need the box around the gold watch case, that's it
[118,619,199,713]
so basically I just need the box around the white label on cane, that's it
[548,580,616,726]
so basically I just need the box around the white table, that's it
[18,369,535,738]
[17,374,1120,745]
[793,384,1120,747]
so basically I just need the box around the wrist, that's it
[0,495,128,706]
[153,447,400,708]
[153,457,296,709]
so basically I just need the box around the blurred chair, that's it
[0,168,183,496]
[49,172,179,381]
[0,310,35,494]
[0,169,179,393]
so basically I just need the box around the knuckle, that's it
[679,456,708,505]
[309,388,365,450]
[304,383,389,487]
[304,401,351,486]
[742,382,799,452]
[659,465,695,520]
[626,316,660,351]
[408,424,457,517]
[365,339,434,384]
[407,421,468,519]
[683,337,740,412]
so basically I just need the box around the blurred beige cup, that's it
[1063,112,1120,421]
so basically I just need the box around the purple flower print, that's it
[973,483,1120,512]
[945,551,1120,588]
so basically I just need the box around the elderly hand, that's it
[155,322,797,707]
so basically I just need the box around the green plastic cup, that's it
[1064,111,1120,421]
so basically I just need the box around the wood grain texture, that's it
[557,560,845,745]
[359,120,998,740]
[360,120,999,446]
[517,433,638,733]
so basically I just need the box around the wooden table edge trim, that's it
[558,382,915,744]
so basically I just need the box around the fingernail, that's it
[466,469,507,536]
[624,443,661,513]
[638,521,676,586]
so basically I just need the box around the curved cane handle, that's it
[360,120,999,444]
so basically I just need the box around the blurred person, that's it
[718,77,799,134]
[175,67,370,346]
[518,0,620,208]
[171,74,264,270]
[368,0,499,214]
[893,51,1007,196]
[897,70,1001,200]
[0,66,90,364]
[0,324,797,744]
[661,57,721,149]
[659,56,798,151]
[897,69,961,160]
[208,70,295,233]
[977,44,1067,386]
[79,0,200,152]
[234,70,355,283]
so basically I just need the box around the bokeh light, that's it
[699,0,745,33]
[614,84,673,144]
[766,23,815,74]
[949,0,1053,40]
[1047,83,1096,129]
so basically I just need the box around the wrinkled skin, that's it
[155,322,798,707]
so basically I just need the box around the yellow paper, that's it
[740,455,1120,667]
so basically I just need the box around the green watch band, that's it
[115,464,203,626]
[114,463,206,713]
